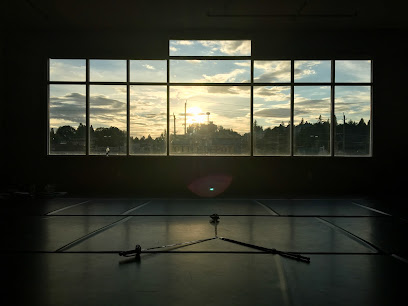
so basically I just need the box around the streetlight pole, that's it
[184,100,187,135]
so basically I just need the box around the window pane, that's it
[90,85,127,155]
[254,87,291,155]
[254,61,291,83]
[335,86,371,155]
[49,85,86,155]
[294,86,331,155]
[49,59,86,81]
[170,40,251,56]
[90,60,126,82]
[170,60,250,83]
[169,86,250,155]
[130,60,167,82]
[335,60,371,83]
[130,86,167,155]
[294,60,331,83]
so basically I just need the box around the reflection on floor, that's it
[2,197,407,305]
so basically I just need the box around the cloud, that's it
[90,95,125,109]
[255,71,289,83]
[336,60,371,82]
[186,60,202,64]
[254,108,290,118]
[50,92,127,130]
[89,60,126,82]
[254,87,288,96]
[219,41,251,56]
[296,60,322,67]
[235,62,250,67]
[140,112,167,119]
[206,86,246,95]
[295,96,330,107]
[49,93,86,127]
[199,40,251,56]
[294,68,317,79]
[254,61,291,83]
[200,69,248,83]
[334,91,371,121]
[50,60,85,81]
[143,64,155,70]
[254,87,291,104]
[294,108,312,116]
[173,40,194,45]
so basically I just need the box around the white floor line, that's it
[315,217,380,253]
[392,254,408,264]
[253,200,279,215]
[121,201,151,215]
[46,200,91,215]
[55,216,133,252]
[275,255,293,306]
[352,202,392,216]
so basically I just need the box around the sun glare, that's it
[187,106,206,124]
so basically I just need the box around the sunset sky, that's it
[49,41,371,138]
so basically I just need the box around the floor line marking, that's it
[253,200,280,215]
[0,250,388,255]
[391,254,408,264]
[351,202,392,216]
[46,200,91,215]
[315,217,382,253]
[121,201,151,215]
[274,255,292,306]
[55,216,133,252]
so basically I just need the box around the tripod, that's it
[119,214,310,263]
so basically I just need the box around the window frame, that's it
[47,48,372,157]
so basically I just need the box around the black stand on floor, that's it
[118,214,310,263]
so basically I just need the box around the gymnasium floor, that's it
[2,197,408,305]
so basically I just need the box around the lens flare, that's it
[188,175,232,197]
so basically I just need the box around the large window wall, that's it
[48,40,372,156]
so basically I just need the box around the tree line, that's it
[50,116,370,155]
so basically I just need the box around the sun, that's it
[187,106,206,124]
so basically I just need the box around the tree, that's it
[56,125,76,143]
[76,123,86,140]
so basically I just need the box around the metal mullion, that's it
[250,59,254,156]
[167,59,170,156]
[334,82,372,86]
[370,60,374,157]
[252,82,292,87]
[168,83,250,87]
[290,60,294,156]
[86,59,90,155]
[88,82,128,85]
[46,58,50,155]
[169,56,250,61]
[290,83,332,86]
[331,60,335,157]
[127,60,130,156]
[49,81,85,85]
[128,82,167,86]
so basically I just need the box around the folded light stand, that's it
[119,214,310,263]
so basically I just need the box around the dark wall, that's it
[1,32,5,174]
[2,29,406,198]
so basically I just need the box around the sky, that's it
[169,40,251,56]
[49,43,371,138]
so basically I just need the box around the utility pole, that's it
[207,112,210,123]
[173,113,176,136]
[184,100,187,135]
[343,113,346,152]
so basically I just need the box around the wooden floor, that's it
[2,197,407,305]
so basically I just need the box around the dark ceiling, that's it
[2,0,407,33]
